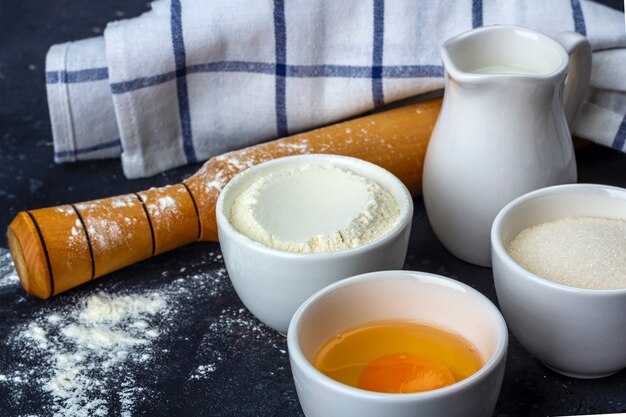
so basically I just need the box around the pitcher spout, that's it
[442,26,569,84]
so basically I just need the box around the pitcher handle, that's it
[555,31,592,128]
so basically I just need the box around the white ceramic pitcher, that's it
[423,26,591,267]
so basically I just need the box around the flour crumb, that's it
[276,139,310,152]
[111,195,136,208]
[47,314,63,323]
[79,292,165,324]
[157,196,177,210]
[190,364,217,380]
[23,323,48,347]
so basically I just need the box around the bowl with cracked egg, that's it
[216,154,413,334]
[287,270,508,417]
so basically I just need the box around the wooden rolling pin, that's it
[8,99,442,299]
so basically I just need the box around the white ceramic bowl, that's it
[491,183,626,378]
[287,270,508,417]
[216,154,413,334]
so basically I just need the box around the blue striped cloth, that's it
[45,0,626,179]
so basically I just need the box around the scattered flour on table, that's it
[14,292,167,417]
[0,251,19,288]
[0,249,282,416]
[189,364,217,380]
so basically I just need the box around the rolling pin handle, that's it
[7,185,200,299]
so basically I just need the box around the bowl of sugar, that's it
[216,154,413,334]
[287,270,508,417]
[491,183,626,378]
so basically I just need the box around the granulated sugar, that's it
[507,216,626,289]
[0,248,286,416]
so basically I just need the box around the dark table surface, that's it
[1,1,625,416]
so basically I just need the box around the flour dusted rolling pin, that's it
[7,99,442,299]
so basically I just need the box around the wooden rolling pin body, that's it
[7,99,442,299]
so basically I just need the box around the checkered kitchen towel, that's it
[46,0,626,179]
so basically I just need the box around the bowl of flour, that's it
[216,154,413,334]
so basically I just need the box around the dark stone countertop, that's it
[0,1,625,416]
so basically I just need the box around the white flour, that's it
[156,196,176,210]
[230,164,400,253]
[0,249,284,417]
[0,251,19,288]
[110,195,137,208]
[16,291,166,417]
[189,364,217,380]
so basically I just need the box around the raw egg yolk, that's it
[357,353,456,393]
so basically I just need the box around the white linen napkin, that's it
[45,0,626,179]
[46,37,121,161]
